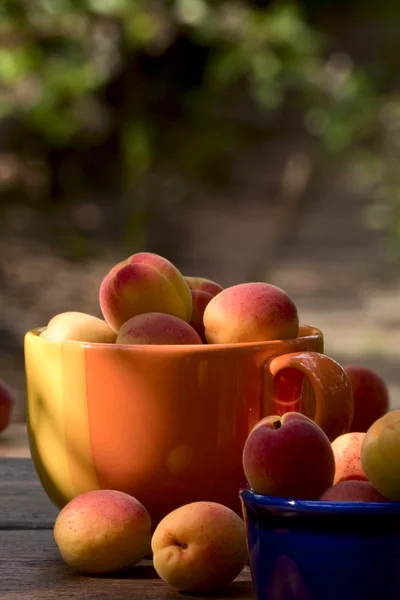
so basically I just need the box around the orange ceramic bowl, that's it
[25,325,353,526]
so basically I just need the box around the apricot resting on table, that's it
[331,432,367,484]
[185,276,223,341]
[40,311,117,343]
[344,365,389,433]
[0,379,14,434]
[361,410,400,501]
[204,282,299,344]
[54,490,152,574]
[116,312,202,345]
[100,252,192,333]
[320,480,389,502]
[242,412,335,500]
[151,501,248,593]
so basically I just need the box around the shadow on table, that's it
[84,561,253,598]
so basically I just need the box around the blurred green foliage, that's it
[0,1,399,256]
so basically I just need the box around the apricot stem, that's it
[272,420,282,429]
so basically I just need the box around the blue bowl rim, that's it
[240,487,400,516]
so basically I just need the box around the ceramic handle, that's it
[264,351,354,441]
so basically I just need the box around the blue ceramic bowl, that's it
[240,488,400,600]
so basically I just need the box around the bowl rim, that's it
[240,487,400,515]
[26,323,323,352]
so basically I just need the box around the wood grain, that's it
[0,531,254,599]
[0,458,37,483]
[0,459,58,528]
[0,460,255,598]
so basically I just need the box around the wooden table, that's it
[0,456,255,599]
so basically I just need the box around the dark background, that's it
[0,0,399,420]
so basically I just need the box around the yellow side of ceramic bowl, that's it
[25,330,100,507]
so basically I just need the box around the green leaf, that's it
[87,0,132,16]
[175,0,208,26]
[0,47,39,82]
[124,10,159,47]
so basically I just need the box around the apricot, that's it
[320,480,388,502]
[185,276,223,341]
[242,412,335,500]
[0,379,14,434]
[54,490,152,574]
[40,311,117,343]
[99,252,192,332]
[188,290,212,341]
[331,432,367,484]
[116,312,202,345]
[203,282,299,344]
[344,365,389,432]
[151,501,248,593]
[361,410,400,501]
[185,276,223,298]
